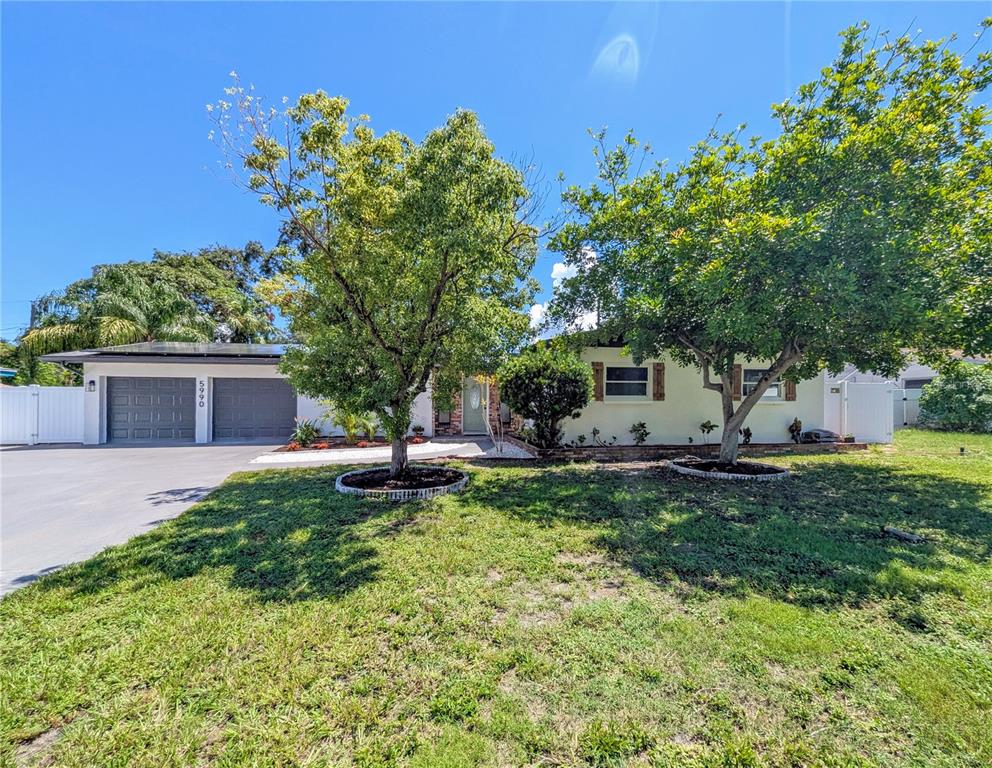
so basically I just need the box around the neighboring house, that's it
[557,343,826,446]
[40,342,435,445]
[0,367,17,384]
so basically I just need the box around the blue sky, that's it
[2,1,989,337]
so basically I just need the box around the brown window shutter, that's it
[784,380,797,401]
[592,362,604,401]
[732,364,742,401]
[652,362,665,400]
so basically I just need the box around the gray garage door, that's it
[108,377,196,443]
[212,378,296,442]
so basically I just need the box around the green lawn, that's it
[2,430,991,767]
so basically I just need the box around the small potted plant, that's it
[412,424,425,438]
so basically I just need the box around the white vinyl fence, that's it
[892,388,923,427]
[823,381,895,443]
[0,386,84,445]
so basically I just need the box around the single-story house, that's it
[40,342,437,446]
[42,341,829,447]
[558,343,825,446]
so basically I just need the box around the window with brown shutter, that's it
[652,362,665,400]
[591,362,604,401]
[733,364,742,401]
[784,380,797,401]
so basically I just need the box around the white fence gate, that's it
[0,386,84,444]
[892,388,923,428]
[840,381,895,443]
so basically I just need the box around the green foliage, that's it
[0,339,76,386]
[1,431,991,764]
[578,719,652,765]
[23,265,215,353]
[358,413,378,441]
[497,345,593,447]
[629,421,650,445]
[331,410,363,444]
[551,22,992,462]
[215,85,538,474]
[22,244,280,355]
[290,418,321,447]
[918,363,992,432]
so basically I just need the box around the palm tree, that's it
[23,266,215,353]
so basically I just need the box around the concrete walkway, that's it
[249,437,533,465]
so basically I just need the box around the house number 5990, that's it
[198,381,206,408]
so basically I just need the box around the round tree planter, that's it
[335,465,469,501]
[669,459,789,481]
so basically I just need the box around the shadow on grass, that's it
[34,467,387,602]
[462,459,991,608]
[30,456,990,609]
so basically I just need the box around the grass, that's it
[1,429,990,767]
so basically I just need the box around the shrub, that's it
[291,418,321,447]
[630,421,650,445]
[358,413,378,441]
[918,363,992,432]
[497,346,593,448]
[331,411,362,444]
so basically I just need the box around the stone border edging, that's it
[669,460,790,481]
[335,464,469,501]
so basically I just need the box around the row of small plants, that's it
[561,420,750,448]
[286,407,426,451]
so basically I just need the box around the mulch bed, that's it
[339,466,465,491]
[672,458,786,476]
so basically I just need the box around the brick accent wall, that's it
[433,378,504,436]
[434,391,463,436]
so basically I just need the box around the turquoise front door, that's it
[462,377,487,434]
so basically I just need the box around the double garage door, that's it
[108,376,295,444]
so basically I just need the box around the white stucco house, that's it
[558,344,825,446]
[40,340,837,448]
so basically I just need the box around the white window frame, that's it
[743,368,783,401]
[604,365,649,401]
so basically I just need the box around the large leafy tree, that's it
[551,22,992,463]
[22,264,216,353]
[22,242,283,353]
[138,244,283,342]
[214,88,538,477]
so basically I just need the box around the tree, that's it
[551,21,992,463]
[213,87,538,477]
[0,339,76,386]
[918,363,992,432]
[22,264,215,353]
[497,345,593,448]
[137,245,281,342]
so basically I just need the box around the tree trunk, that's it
[390,437,408,479]
[718,384,744,464]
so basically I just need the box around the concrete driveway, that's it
[0,443,275,595]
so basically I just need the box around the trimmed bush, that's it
[918,363,992,432]
[497,346,593,448]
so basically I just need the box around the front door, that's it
[461,377,488,435]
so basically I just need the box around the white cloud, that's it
[550,262,577,286]
[575,311,598,331]
[529,302,547,329]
